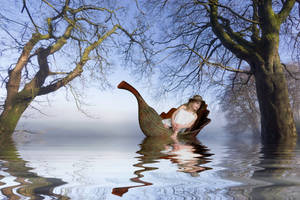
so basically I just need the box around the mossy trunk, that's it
[253,59,297,140]
[0,100,31,136]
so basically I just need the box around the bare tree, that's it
[219,73,260,135]
[219,63,300,135]
[140,0,300,140]
[0,0,150,136]
[286,64,300,122]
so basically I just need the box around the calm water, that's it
[1,123,300,200]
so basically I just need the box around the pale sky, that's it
[0,0,226,135]
[15,64,225,135]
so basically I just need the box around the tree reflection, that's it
[112,136,212,197]
[250,138,299,199]
[221,134,299,199]
[0,136,69,199]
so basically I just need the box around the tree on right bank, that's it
[218,64,300,136]
[141,0,300,140]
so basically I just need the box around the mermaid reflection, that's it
[162,136,213,176]
[112,136,213,196]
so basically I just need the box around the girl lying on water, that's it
[162,95,202,138]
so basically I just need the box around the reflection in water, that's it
[0,136,69,200]
[112,136,213,197]
[2,128,300,199]
[251,138,300,199]
[163,137,213,176]
[222,134,300,199]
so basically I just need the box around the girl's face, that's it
[190,101,201,111]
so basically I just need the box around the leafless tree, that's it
[140,0,300,140]
[219,73,260,135]
[0,0,151,136]
[219,63,300,135]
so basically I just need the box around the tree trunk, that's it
[253,58,297,140]
[0,100,31,136]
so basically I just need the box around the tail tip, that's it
[117,81,127,89]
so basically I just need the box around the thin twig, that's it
[135,0,145,15]
[282,63,300,80]
[183,44,251,74]
[211,1,259,24]
[21,0,40,32]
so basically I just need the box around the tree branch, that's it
[69,5,116,14]
[27,48,50,88]
[51,0,70,20]
[48,71,70,75]
[5,32,49,102]
[212,1,259,24]
[208,0,253,62]
[118,24,151,64]
[257,0,278,30]
[37,25,119,96]
[134,0,145,15]
[282,63,300,80]
[251,1,261,44]
[218,16,255,50]
[277,0,296,23]
[49,24,74,54]
[183,44,251,74]
[21,0,40,32]
[41,0,79,30]
[0,25,23,46]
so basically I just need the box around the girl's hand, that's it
[176,124,185,129]
[172,123,180,132]
[171,120,176,127]
[172,122,177,130]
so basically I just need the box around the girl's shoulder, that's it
[177,104,187,110]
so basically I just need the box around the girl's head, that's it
[187,95,202,112]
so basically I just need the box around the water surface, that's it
[1,123,300,199]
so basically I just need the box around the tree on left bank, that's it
[0,0,150,136]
